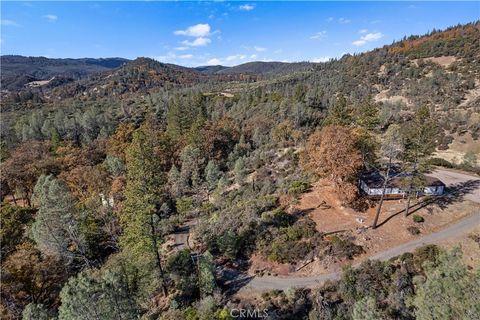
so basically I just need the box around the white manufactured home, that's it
[359,172,445,199]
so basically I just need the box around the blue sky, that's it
[1,1,479,67]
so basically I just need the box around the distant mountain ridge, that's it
[1,55,130,91]
[194,61,315,76]
[1,55,317,94]
[214,61,315,76]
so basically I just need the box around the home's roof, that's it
[360,171,445,189]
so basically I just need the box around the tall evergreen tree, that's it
[204,160,221,191]
[180,145,202,189]
[58,267,139,320]
[120,124,169,296]
[234,157,246,185]
[324,94,353,127]
[168,164,183,197]
[400,106,438,216]
[198,251,216,298]
[31,175,89,265]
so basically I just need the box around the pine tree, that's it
[355,98,380,131]
[31,175,89,265]
[215,176,228,195]
[58,268,139,320]
[234,157,246,185]
[180,145,202,189]
[50,128,62,153]
[198,251,216,298]
[400,106,438,216]
[168,164,182,196]
[324,94,353,126]
[204,160,221,191]
[121,125,169,296]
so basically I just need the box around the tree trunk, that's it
[372,161,391,229]
[25,190,32,207]
[404,162,417,217]
[373,192,386,229]
[149,214,168,296]
[11,193,17,206]
[404,193,412,217]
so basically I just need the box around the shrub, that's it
[427,157,454,168]
[413,214,425,223]
[407,226,421,235]
[261,209,294,227]
[263,218,319,263]
[413,245,440,269]
[176,197,193,216]
[330,235,364,260]
[287,180,309,196]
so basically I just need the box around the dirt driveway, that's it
[427,168,480,203]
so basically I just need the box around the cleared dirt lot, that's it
[248,168,480,278]
[239,168,480,293]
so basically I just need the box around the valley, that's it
[1,17,479,320]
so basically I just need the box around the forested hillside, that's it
[1,22,479,320]
[0,55,129,91]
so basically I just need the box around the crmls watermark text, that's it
[230,308,269,318]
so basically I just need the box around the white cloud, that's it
[254,46,266,52]
[43,14,58,22]
[174,46,189,51]
[226,54,246,62]
[239,4,255,11]
[182,37,211,47]
[352,32,383,46]
[327,17,351,24]
[206,53,258,66]
[311,56,331,63]
[359,29,368,34]
[310,30,327,40]
[174,23,211,37]
[174,24,213,47]
[1,19,19,26]
[207,58,222,65]
[154,52,177,63]
[179,54,193,59]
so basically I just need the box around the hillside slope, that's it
[0,55,129,91]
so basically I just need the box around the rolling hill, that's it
[0,55,129,91]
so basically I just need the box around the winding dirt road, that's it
[240,212,479,291]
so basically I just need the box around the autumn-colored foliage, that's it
[0,141,58,206]
[1,243,68,318]
[302,125,363,204]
